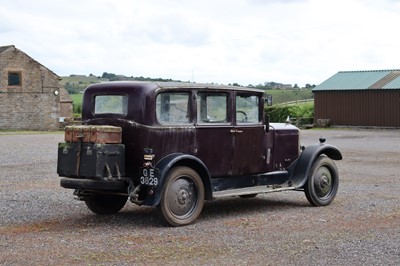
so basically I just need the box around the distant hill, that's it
[60,73,182,94]
[60,74,108,94]
[61,74,314,105]
[267,89,313,104]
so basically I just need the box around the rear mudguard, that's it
[289,143,342,188]
[146,153,212,206]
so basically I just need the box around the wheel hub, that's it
[177,189,190,205]
[314,167,332,198]
[320,175,329,188]
[168,178,196,216]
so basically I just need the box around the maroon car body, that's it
[58,81,342,226]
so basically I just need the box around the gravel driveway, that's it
[0,129,399,265]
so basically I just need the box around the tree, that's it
[102,72,117,79]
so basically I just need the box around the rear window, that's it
[94,95,128,115]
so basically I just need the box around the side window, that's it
[236,94,260,124]
[156,92,191,124]
[197,93,229,125]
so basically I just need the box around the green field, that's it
[70,94,83,117]
[61,75,108,95]
[267,89,313,104]
[70,94,83,105]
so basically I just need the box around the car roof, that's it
[156,81,265,93]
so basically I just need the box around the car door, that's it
[195,91,234,177]
[232,92,266,176]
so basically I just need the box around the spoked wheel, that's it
[304,156,339,206]
[157,166,204,227]
[85,193,128,214]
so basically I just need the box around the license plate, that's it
[140,167,159,186]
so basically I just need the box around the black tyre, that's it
[85,194,128,214]
[157,166,204,227]
[304,156,339,206]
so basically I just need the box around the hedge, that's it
[266,103,314,126]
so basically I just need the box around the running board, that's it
[212,185,297,199]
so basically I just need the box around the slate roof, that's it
[313,70,400,91]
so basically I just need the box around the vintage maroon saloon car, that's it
[57,81,342,226]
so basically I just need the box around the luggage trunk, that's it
[57,142,125,179]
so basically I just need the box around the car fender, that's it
[150,153,212,206]
[289,143,342,188]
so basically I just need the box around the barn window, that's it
[8,72,22,86]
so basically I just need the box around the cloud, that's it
[142,14,212,46]
[247,0,307,5]
[1,0,400,86]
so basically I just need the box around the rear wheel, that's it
[157,166,204,227]
[304,156,339,206]
[85,194,128,214]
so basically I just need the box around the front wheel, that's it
[85,194,128,214]
[157,166,204,227]
[304,156,339,206]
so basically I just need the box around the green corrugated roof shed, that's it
[313,69,400,91]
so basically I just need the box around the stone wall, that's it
[0,93,59,130]
[59,86,73,120]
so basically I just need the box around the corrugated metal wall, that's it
[314,90,400,127]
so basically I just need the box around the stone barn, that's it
[313,69,400,127]
[0,45,72,130]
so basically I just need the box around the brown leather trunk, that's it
[64,125,122,144]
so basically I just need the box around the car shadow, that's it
[49,194,310,230]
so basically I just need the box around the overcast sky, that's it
[1,0,400,86]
